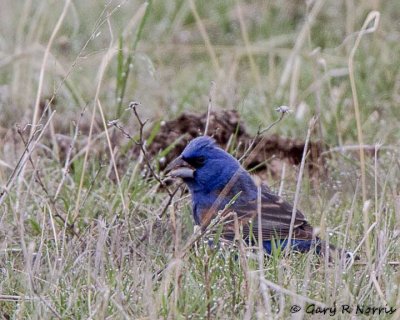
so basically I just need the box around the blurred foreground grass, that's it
[0,0,399,318]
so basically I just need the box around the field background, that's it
[0,0,399,319]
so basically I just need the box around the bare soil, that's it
[131,110,326,179]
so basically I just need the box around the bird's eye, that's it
[185,156,206,168]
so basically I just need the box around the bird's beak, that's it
[165,156,195,179]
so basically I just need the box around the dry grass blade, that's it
[97,99,127,212]
[203,81,215,136]
[54,106,86,200]
[260,277,327,308]
[0,112,56,206]
[348,10,380,268]
[276,0,326,98]
[30,0,71,139]
[236,1,262,92]
[0,1,398,318]
[285,116,316,256]
[74,2,149,220]
[188,0,221,73]
[256,182,272,316]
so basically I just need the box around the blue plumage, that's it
[263,239,321,255]
[166,136,333,256]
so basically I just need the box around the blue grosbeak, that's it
[166,136,344,256]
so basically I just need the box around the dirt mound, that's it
[132,110,325,179]
[1,107,325,183]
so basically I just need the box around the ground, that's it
[0,1,399,319]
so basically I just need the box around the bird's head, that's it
[165,136,243,193]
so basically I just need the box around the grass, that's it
[0,0,400,318]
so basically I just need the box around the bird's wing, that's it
[223,185,315,241]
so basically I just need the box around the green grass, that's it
[0,0,400,318]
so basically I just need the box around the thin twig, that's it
[239,106,289,164]
[111,101,182,246]
[114,101,172,196]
